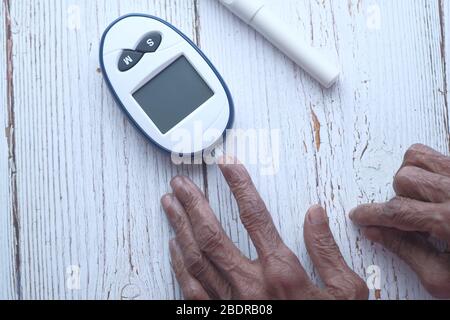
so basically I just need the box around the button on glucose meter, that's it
[100,14,234,155]
[118,50,144,72]
[118,32,162,72]
[136,32,162,53]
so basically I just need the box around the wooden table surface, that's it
[1,0,449,300]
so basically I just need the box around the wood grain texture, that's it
[442,0,450,139]
[1,0,19,300]
[7,0,202,300]
[199,0,448,300]
[1,0,448,300]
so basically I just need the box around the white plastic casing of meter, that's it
[100,14,234,154]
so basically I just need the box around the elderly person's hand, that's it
[162,157,368,300]
[350,144,450,299]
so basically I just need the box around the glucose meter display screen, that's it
[133,56,214,134]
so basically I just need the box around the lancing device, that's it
[218,0,340,88]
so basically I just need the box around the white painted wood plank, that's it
[10,0,201,299]
[309,0,447,300]
[0,0,19,300]
[199,0,448,299]
[442,0,450,141]
[6,0,448,300]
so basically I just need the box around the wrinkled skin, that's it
[161,157,368,300]
[350,144,450,299]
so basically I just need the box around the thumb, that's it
[304,205,368,300]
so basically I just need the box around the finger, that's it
[162,194,232,299]
[363,227,450,299]
[393,166,450,203]
[349,197,450,242]
[402,144,450,177]
[304,206,369,300]
[169,239,211,300]
[218,157,284,257]
[170,176,251,283]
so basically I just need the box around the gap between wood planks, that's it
[3,0,21,300]
[192,0,210,200]
[438,0,449,153]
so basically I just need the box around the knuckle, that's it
[265,270,297,292]
[264,248,309,289]
[184,193,203,213]
[226,166,252,190]
[185,250,207,278]
[429,210,450,239]
[197,223,223,252]
[393,166,416,192]
[265,246,297,264]
[239,197,269,229]
[385,196,403,210]
[263,246,289,264]
[233,179,254,200]
[311,231,339,256]
[438,211,450,240]
[394,166,414,181]
[385,197,411,223]
[387,198,447,236]
[266,276,302,293]
[174,216,189,235]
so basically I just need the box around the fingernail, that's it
[170,176,184,190]
[308,207,327,225]
[161,194,174,210]
[170,177,193,203]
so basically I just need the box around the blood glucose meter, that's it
[100,14,234,154]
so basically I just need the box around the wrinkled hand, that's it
[350,144,450,299]
[162,158,368,300]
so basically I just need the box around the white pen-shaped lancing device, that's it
[218,0,340,88]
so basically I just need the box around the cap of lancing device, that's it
[218,0,340,88]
